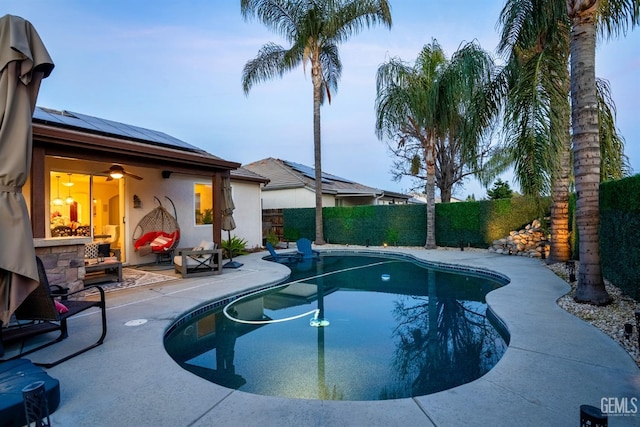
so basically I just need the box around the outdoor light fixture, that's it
[52,175,64,206]
[65,173,74,204]
[566,260,576,282]
[624,323,633,340]
[109,165,124,179]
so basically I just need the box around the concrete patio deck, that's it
[10,247,640,426]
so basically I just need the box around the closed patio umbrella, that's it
[0,15,54,325]
[221,175,242,268]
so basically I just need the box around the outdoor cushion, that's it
[151,235,171,248]
[135,231,178,253]
[85,242,99,258]
[173,255,214,267]
[199,240,216,251]
[54,300,68,314]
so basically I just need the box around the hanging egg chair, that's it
[133,196,180,261]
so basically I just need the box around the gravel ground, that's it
[547,261,640,367]
[439,246,640,367]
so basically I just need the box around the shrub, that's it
[221,235,249,259]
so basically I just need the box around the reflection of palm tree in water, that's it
[216,311,238,374]
[390,271,505,397]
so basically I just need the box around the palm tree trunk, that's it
[569,4,611,305]
[425,136,436,249]
[312,59,325,245]
[548,68,572,263]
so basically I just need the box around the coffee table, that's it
[84,260,122,285]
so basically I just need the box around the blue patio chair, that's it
[296,238,320,259]
[266,242,300,264]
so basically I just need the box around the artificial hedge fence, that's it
[599,174,640,300]
[283,196,548,248]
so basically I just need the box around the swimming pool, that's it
[164,252,509,401]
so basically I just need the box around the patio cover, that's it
[0,15,54,324]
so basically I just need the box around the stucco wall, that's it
[230,180,263,249]
[261,187,336,209]
[126,168,263,264]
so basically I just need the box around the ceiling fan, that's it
[102,164,143,181]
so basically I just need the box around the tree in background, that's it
[486,179,513,200]
[241,0,392,245]
[375,40,495,248]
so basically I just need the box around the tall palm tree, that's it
[498,0,573,263]
[375,40,494,249]
[568,0,638,304]
[241,0,392,244]
[497,0,634,272]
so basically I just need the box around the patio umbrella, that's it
[0,15,54,325]
[221,175,242,268]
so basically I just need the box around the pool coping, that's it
[24,247,640,426]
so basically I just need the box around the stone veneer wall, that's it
[33,238,88,293]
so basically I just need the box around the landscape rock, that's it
[489,219,550,258]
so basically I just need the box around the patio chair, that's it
[0,256,107,368]
[173,241,223,278]
[266,242,301,264]
[296,238,320,259]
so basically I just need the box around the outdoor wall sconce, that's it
[133,195,142,209]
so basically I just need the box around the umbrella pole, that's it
[223,230,243,269]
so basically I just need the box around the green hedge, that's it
[284,196,548,248]
[284,205,426,246]
[600,174,640,300]
[282,179,640,300]
[437,197,550,247]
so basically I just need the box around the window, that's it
[49,171,92,236]
[194,182,213,225]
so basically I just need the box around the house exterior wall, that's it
[338,196,377,207]
[261,187,336,209]
[229,180,263,249]
[38,160,263,266]
[126,168,263,264]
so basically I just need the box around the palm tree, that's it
[497,0,634,272]
[376,41,445,249]
[497,0,573,263]
[375,40,494,249]
[241,0,392,245]
[568,0,638,304]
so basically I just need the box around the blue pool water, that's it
[164,252,508,401]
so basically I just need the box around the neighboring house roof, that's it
[231,167,269,184]
[243,157,410,201]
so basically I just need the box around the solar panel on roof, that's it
[284,160,354,184]
[33,107,202,152]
